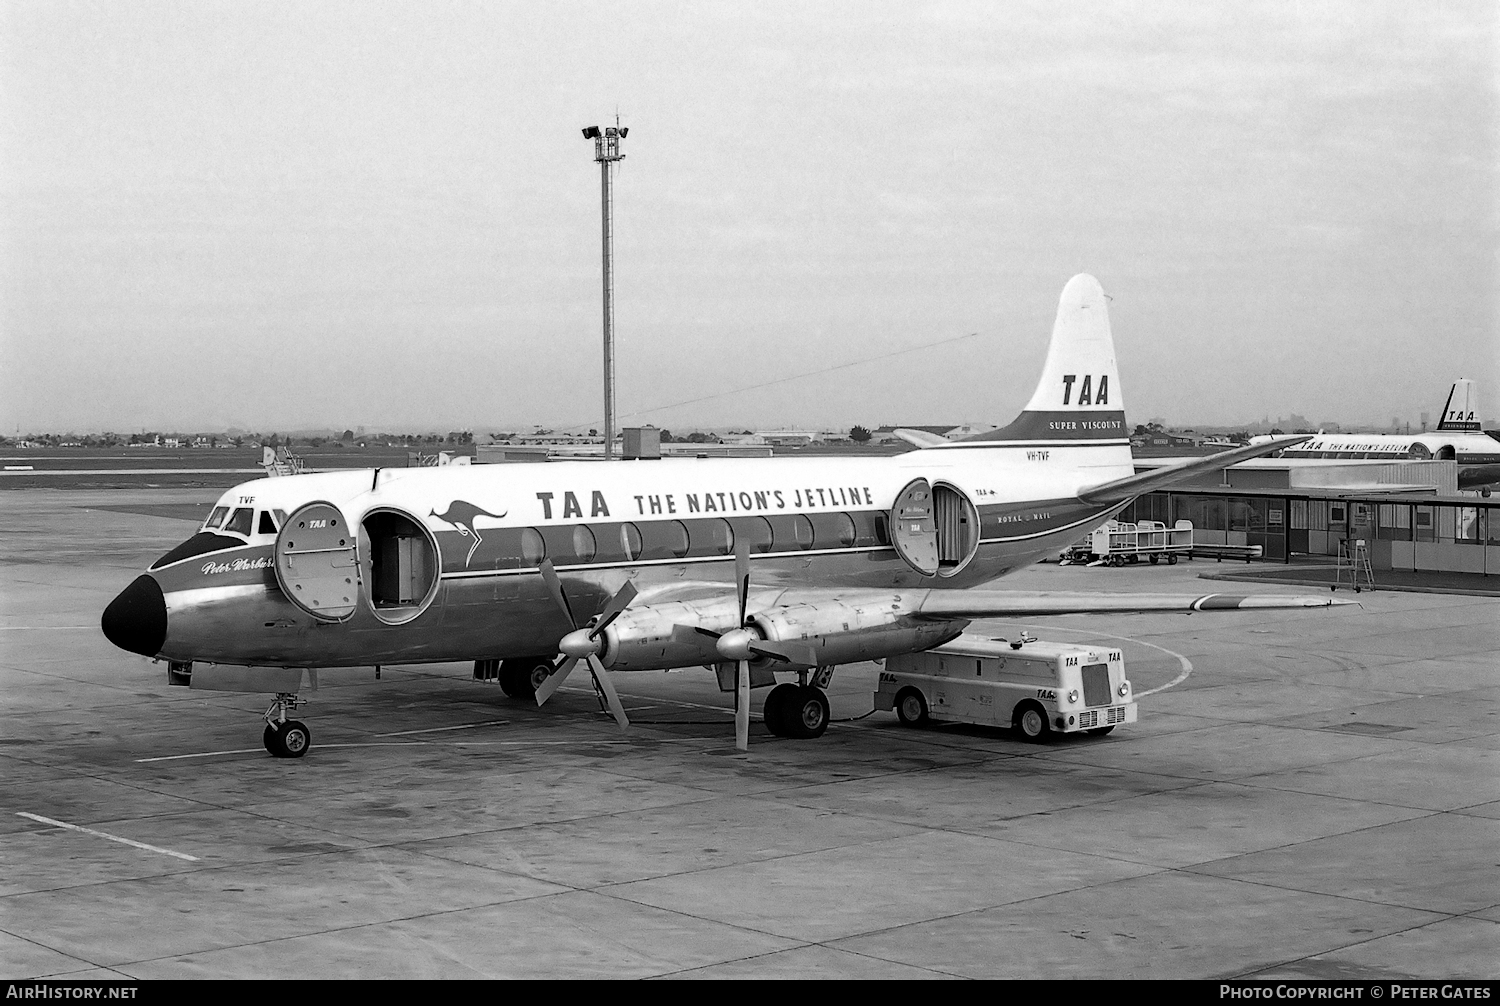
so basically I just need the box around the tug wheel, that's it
[1015,702,1051,743]
[265,719,311,758]
[895,688,928,727]
[786,687,830,739]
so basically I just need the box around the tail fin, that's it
[958,274,1127,443]
[1437,378,1481,432]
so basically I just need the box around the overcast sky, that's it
[2,1,1496,435]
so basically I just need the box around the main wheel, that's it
[895,687,928,727]
[785,686,831,739]
[265,719,311,758]
[498,658,554,699]
[762,683,797,736]
[1015,702,1051,743]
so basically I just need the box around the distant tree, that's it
[588,429,598,438]
[341,429,354,442]
[1293,428,1313,435]
[686,431,720,444]
[849,425,872,443]
[658,429,674,443]
[1133,424,1149,437]
[1269,428,1285,436]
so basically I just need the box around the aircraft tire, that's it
[1014,702,1051,743]
[762,683,797,737]
[265,719,311,758]
[498,658,552,699]
[785,687,830,739]
[895,688,928,727]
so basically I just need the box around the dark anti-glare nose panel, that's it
[101,575,167,656]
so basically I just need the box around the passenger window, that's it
[809,512,856,549]
[521,528,545,566]
[684,518,734,556]
[572,525,597,563]
[204,506,229,530]
[767,514,815,551]
[850,511,887,547]
[621,523,644,561]
[637,520,690,560]
[257,511,278,535]
[732,516,774,553]
[223,508,254,536]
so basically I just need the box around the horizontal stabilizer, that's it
[894,428,951,448]
[915,589,1355,619]
[1075,436,1311,505]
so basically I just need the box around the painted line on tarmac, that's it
[376,719,509,737]
[135,738,703,763]
[16,812,201,862]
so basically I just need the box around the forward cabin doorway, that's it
[891,479,979,577]
[361,510,438,618]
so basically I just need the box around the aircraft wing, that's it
[911,588,1353,618]
[1076,435,1312,504]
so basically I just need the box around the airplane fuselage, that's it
[122,444,1131,669]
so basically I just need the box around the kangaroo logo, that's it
[430,500,508,567]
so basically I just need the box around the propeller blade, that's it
[690,625,722,639]
[590,580,639,638]
[538,560,578,629]
[734,538,750,627]
[735,658,750,751]
[587,654,630,729]
[534,655,578,706]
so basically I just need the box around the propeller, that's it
[533,560,637,729]
[693,539,816,751]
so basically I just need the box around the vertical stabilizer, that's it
[1437,378,1481,431]
[958,274,1127,443]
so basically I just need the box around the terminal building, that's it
[1118,457,1500,577]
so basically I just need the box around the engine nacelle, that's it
[596,597,744,671]
[748,599,964,667]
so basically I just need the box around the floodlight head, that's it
[618,127,628,138]
[582,126,601,139]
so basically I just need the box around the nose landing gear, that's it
[263,693,311,758]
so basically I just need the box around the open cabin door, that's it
[892,479,940,575]
[274,502,359,621]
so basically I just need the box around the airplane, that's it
[1251,378,1500,491]
[101,274,1352,758]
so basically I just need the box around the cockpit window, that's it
[203,506,229,530]
[274,509,288,527]
[223,507,254,536]
[257,511,278,535]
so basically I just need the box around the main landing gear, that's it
[761,667,835,740]
[263,692,311,759]
[480,657,556,700]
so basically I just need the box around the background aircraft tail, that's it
[956,273,1128,445]
[1437,378,1481,432]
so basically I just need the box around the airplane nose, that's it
[101,575,167,657]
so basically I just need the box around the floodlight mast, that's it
[582,122,627,459]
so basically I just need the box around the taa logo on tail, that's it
[1061,374,1108,406]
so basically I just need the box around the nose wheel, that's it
[263,693,311,759]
